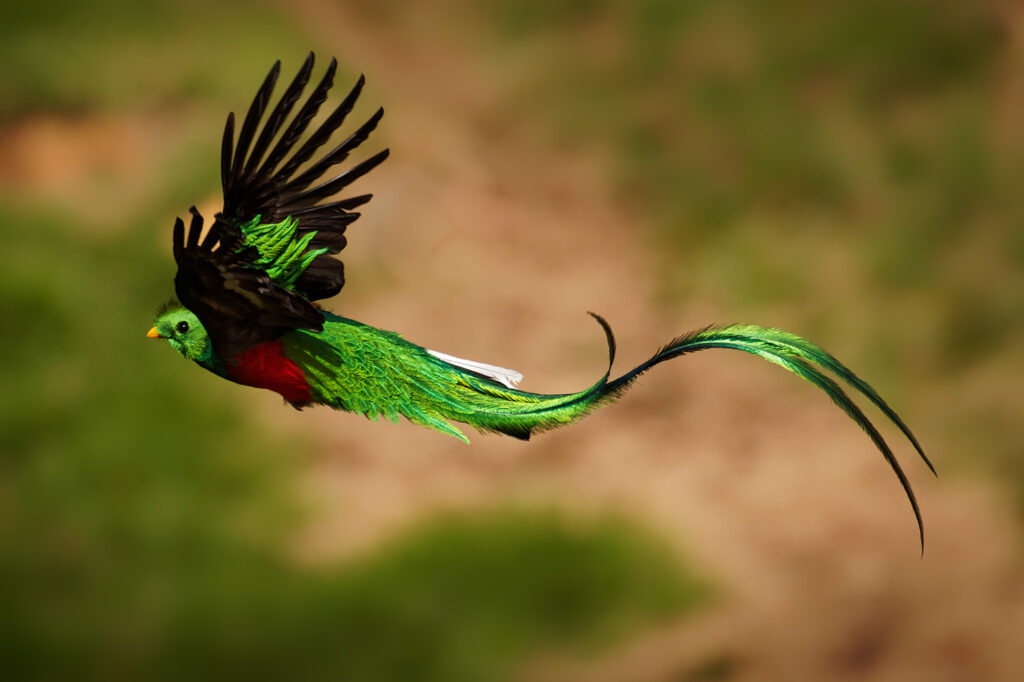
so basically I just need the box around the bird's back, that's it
[283,313,607,442]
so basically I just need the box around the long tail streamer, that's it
[594,315,934,551]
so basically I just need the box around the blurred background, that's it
[2,0,1023,680]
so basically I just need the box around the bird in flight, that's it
[148,54,934,547]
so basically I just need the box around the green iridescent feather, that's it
[236,215,327,290]
[273,312,931,548]
[154,55,933,552]
[165,204,934,548]
[281,313,611,443]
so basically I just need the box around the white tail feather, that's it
[428,350,523,388]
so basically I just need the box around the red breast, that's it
[226,339,313,405]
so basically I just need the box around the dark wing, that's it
[171,54,388,357]
[174,208,324,358]
[219,53,390,301]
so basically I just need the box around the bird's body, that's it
[149,54,934,547]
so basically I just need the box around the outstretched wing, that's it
[219,53,389,301]
[172,54,389,357]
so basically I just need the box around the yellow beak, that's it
[147,327,161,339]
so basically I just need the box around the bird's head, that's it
[148,301,209,361]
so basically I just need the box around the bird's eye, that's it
[176,321,190,334]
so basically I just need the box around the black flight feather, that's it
[242,53,315,178]
[170,54,388,358]
[257,58,338,181]
[272,74,367,187]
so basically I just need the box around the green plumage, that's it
[238,215,326,291]
[281,313,608,443]
[151,54,934,551]
[274,312,933,548]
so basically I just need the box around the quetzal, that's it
[148,54,934,546]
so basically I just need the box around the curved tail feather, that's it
[291,311,931,550]
[441,314,931,551]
